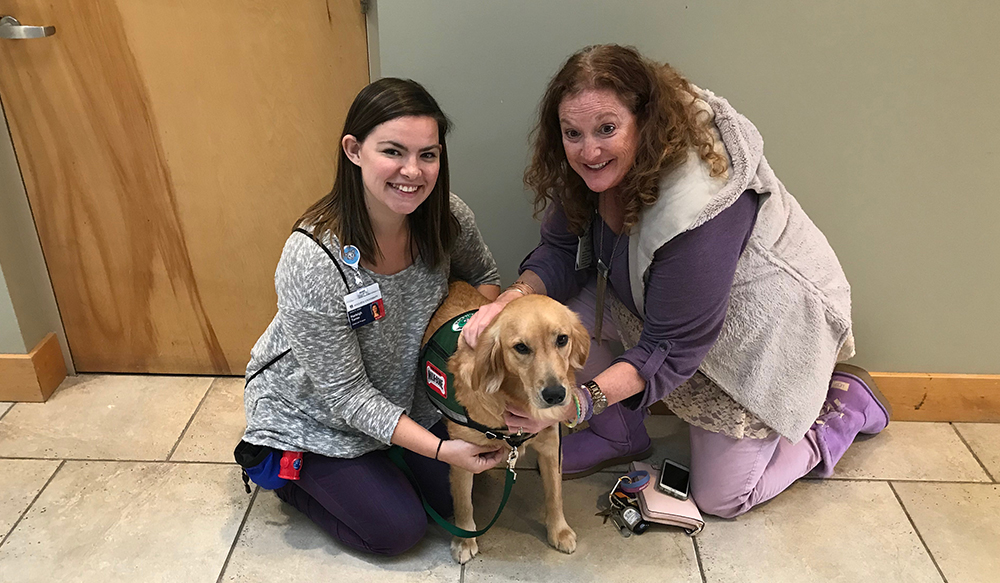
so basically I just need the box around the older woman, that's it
[462,45,891,518]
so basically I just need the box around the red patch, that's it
[426,362,447,398]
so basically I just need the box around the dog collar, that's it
[421,310,536,449]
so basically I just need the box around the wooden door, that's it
[0,1,369,374]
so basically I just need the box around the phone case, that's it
[657,460,690,499]
[631,461,705,535]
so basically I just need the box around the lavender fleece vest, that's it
[629,89,853,441]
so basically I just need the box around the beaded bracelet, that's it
[566,390,584,428]
[579,385,594,422]
[565,385,594,428]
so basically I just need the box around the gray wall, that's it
[0,273,25,353]
[0,102,72,368]
[373,0,1000,374]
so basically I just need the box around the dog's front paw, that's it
[451,536,479,564]
[548,525,577,554]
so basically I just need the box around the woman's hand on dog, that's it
[460,299,507,349]
[463,271,548,348]
[439,439,506,474]
[461,285,529,348]
[504,405,561,435]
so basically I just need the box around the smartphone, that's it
[656,458,690,501]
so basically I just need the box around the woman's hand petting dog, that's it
[438,439,506,474]
[504,404,564,435]
[459,296,511,349]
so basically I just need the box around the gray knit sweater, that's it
[242,193,500,458]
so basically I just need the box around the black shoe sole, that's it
[834,363,893,427]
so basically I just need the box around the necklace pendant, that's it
[597,258,609,279]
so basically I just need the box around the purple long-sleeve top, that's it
[519,190,759,410]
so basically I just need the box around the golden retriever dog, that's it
[422,281,590,564]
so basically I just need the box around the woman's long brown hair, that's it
[524,45,726,235]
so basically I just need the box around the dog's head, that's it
[457,294,590,422]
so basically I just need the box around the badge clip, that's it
[342,244,365,288]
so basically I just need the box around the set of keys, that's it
[596,471,650,538]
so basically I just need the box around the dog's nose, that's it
[541,384,566,406]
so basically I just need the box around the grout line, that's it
[73,371,240,380]
[801,476,992,485]
[692,535,708,583]
[216,485,259,583]
[0,456,236,465]
[0,403,14,424]
[3,456,993,482]
[889,482,950,583]
[0,460,66,549]
[459,562,465,583]
[949,423,997,483]
[167,377,218,461]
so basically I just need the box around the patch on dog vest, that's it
[452,312,473,332]
[426,361,447,398]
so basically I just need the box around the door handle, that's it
[0,15,55,39]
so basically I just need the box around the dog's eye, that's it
[556,334,569,347]
[513,342,531,355]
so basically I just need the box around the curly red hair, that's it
[524,45,726,235]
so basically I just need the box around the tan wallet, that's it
[630,461,705,535]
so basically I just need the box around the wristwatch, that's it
[582,380,608,416]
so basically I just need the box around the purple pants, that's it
[275,422,452,555]
[569,285,822,519]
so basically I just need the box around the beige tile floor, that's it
[1,375,998,582]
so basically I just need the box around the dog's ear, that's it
[569,316,590,371]
[473,325,505,394]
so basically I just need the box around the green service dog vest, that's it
[420,309,535,448]
[421,310,477,425]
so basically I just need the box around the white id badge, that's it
[344,283,385,329]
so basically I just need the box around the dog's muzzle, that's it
[541,384,567,406]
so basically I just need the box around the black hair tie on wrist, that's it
[435,438,444,461]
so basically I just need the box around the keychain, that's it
[597,471,650,537]
[610,509,633,538]
[612,495,648,536]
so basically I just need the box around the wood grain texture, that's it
[0,1,369,373]
[871,372,1000,423]
[31,332,67,400]
[0,354,39,402]
[0,332,66,401]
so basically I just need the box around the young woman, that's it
[241,78,504,555]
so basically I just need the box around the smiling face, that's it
[342,115,442,221]
[558,88,640,195]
